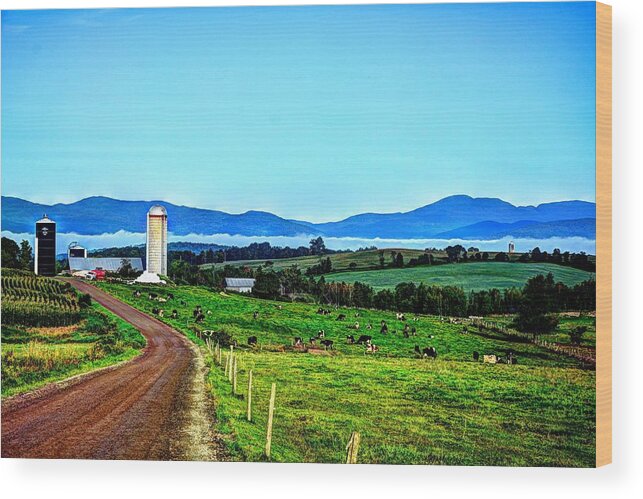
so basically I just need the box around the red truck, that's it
[88,269,107,281]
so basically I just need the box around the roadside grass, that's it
[101,282,596,466]
[1,302,145,398]
[324,262,595,292]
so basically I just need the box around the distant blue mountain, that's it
[310,195,596,238]
[1,196,314,237]
[1,195,596,240]
[434,218,596,239]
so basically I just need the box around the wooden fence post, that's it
[265,382,276,460]
[232,356,238,395]
[224,353,229,377]
[228,354,234,383]
[346,431,361,464]
[247,370,253,422]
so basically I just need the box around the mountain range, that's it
[1,195,596,240]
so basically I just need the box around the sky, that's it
[1,2,596,223]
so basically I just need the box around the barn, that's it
[224,277,256,293]
[68,257,144,273]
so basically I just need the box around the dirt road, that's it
[1,280,219,461]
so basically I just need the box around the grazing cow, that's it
[248,336,258,346]
[253,311,259,320]
[422,347,437,359]
[277,305,283,310]
[336,314,346,321]
[414,345,422,356]
[349,322,360,330]
[171,310,178,319]
[320,339,334,350]
[167,293,174,300]
[365,344,379,354]
[180,300,187,306]
[133,290,141,298]
[410,327,417,336]
[403,330,410,338]
[483,354,498,364]
[309,337,317,346]
[346,335,355,344]
[317,330,325,338]
[148,293,158,300]
[207,310,212,315]
[366,323,373,330]
[396,313,406,321]
[158,309,165,317]
[473,351,480,362]
[356,335,372,345]
[152,307,160,315]
[293,337,304,347]
[354,312,361,318]
[195,313,205,323]
[158,297,167,303]
[380,321,389,334]
[403,323,410,334]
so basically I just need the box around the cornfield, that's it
[1,275,81,327]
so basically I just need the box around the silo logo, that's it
[41,227,49,236]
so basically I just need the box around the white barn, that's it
[224,278,256,293]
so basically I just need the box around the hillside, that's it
[324,262,595,292]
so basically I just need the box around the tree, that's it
[494,252,509,262]
[1,237,20,268]
[395,252,404,268]
[18,240,33,271]
[118,259,140,278]
[378,251,385,268]
[309,237,326,256]
[514,273,559,336]
[253,269,281,299]
[569,326,588,346]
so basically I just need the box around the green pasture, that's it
[100,282,596,466]
[325,262,595,292]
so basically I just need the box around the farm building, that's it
[68,257,144,273]
[224,277,256,293]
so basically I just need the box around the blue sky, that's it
[2,3,596,222]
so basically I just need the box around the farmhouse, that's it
[224,277,256,293]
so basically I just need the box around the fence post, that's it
[346,431,361,464]
[224,353,229,377]
[265,382,276,460]
[247,370,253,421]
[228,354,234,383]
[232,356,238,395]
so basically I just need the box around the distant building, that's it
[146,205,168,276]
[68,242,87,259]
[225,278,256,293]
[35,214,56,276]
[69,257,144,273]
[508,241,515,254]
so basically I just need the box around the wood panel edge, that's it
[595,0,612,468]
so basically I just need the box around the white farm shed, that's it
[224,278,256,293]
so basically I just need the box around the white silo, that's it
[146,205,168,275]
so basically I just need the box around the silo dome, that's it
[148,205,167,216]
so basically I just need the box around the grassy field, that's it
[201,248,432,272]
[324,262,595,292]
[1,274,146,398]
[100,282,596,466]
